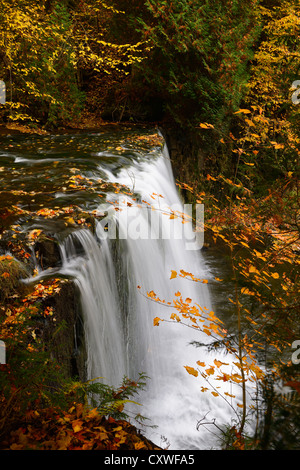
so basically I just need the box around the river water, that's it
[0,127,256,450]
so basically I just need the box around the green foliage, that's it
[130,0,261,130]
[74,373,149,424]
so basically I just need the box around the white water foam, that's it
[55,141,256,450]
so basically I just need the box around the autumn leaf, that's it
[214,359,229,368]
[205,366,215,376]
[197,361,205,367]
[170,270,177,279]
[1,272,10,278]
[234,109,251,114]
[198,122,214,129]
[271,272,280,279]
[184,366,198,377]
[224,392,236,398]
[241,287,256,296]
[72,420,83,433]
[170,313,181,322]
[134,441,147,450]
[153,317,161,326]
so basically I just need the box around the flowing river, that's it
[0,127,256,450]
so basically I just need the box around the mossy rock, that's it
[0,255,28,301]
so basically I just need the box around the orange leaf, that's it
[184,366,198,377]
[214,359,228,368]
[197,361,206,367]
[170,270,177,279]
[72,420,83,433]
[205,366,215,376]
[134,441,147,450]
[271,272,280,279]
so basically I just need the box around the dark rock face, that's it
[41,280,87,382]
[160,126,205,194]
[34,236,61,270]
[32,235,87,381]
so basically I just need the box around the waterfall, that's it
[54,139,249,450]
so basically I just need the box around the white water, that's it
[54,141,253,450]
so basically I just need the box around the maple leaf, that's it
[72,420,83,433]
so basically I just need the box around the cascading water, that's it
[54,139,249,450]
[58,228,127,388]
[7,129,256,450]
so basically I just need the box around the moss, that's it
[0,255,28,301]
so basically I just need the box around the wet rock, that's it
[40,280,87,382]
[34,235,61,269]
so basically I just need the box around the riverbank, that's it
[0,116,160,137]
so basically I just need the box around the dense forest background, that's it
[0,0,299,451]
[0,0,299,185]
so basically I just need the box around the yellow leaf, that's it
[234,109,251,114]
[170,270,177,279]
[170,313,181,322]
[211,391,219,397]
[199,122,214,129]
[241,287,255,295]
[134,441,147,450]
[271,272,280,279]
[214,359,228,368]
[184,366,198,377]
[153,317,161,326]
[224,392,236,398]
[72,420,83,433]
